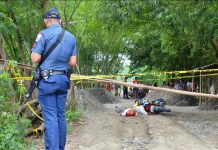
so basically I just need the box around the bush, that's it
[66,109,82,122]
[0,72,16,112]
[0,67,31,149]
[0,113,31,150]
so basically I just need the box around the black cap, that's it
[44,8,61,20]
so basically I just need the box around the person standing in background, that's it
[105,82,111,92]
[123,77,129,99]
[133,77,139,99]
[114,83,119,96]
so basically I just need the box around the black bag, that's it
[67,67,73,80]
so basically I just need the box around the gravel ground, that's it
[31,89,218,150]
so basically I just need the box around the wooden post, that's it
[199,70,202,106]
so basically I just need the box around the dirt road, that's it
[66,99,218,150]
[34,93,218,150]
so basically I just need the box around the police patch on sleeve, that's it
[35,33,42,42]
[32,42,37,48]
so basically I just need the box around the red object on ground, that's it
[126,109,136,116]
[144,104,151,112]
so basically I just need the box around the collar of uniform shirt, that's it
[49,24,61,28]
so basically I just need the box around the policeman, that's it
[31,8,77,150]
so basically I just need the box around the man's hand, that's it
[68,56,77,66]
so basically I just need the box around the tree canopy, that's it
[0,0,218,75]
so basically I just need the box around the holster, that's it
[26,67,41,98]
[67,68,73,80]
[33,67,41,81]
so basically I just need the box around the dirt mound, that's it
[87,88,119,104]
[146,89,198,106]
[198,98,218,110]
[75,88,120,112]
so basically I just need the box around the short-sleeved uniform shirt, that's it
[31,24,77,71]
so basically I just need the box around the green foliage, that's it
[0,72,16,112]
[0,65,31,149]
[0,112,30,150]
[1,0,217,76]
[66,109,82,122]
[108,0,218,73]
[1,0,218,78]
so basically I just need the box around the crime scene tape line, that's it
[8,72,218,82]
[141,73,218,81]
[114,68,218,77]
[2,67,218,99]
[26,102,44,121]
[70,73,218,81]
[1,66,218,78]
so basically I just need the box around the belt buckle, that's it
[41,70,49,80]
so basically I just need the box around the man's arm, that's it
[31,52,42,63]
[68,56,77,67]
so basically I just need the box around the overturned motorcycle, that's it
[134,98,171,114]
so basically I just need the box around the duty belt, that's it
[41,70,67,80]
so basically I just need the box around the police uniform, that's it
[31,8,77,150]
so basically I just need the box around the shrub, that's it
[66,109,82,122]
[0,67,31,149]
[0,113,31,150]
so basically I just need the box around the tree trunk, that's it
[212,38,218,63]
[41,0,49,12]
[0,33,7,63]
[5,0,27,64]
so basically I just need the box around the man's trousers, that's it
[38,75,69,150]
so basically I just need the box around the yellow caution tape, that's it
[32,128,38,134]
[6,71,218,83]
[26,102,44,121]
[1,67,218,81]
[142,73,218,81]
